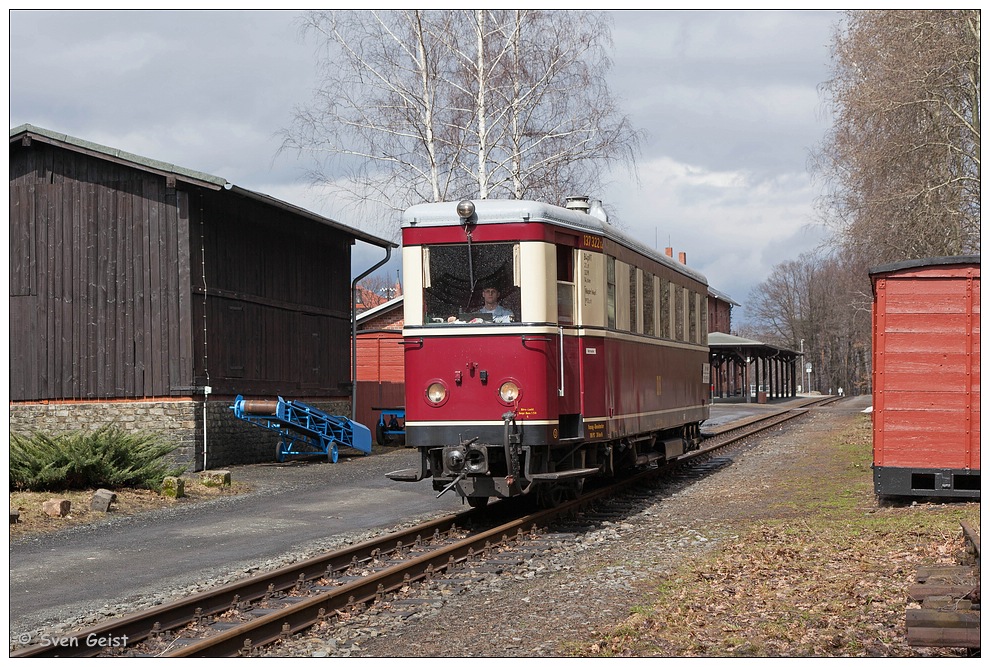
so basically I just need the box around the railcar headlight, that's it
[499,380,520,403]
[456,200,475,219]
[426,381,447,405]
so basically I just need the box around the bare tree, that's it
[814,10,980,266]
[281,9,641,233]
[746,251,873,395]
[356,270,403,311]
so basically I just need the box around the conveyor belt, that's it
[231,395,372,462]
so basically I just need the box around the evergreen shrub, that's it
[9,426,186,492]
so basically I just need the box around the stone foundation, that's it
[8,397,353,471]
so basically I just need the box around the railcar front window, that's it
[422,242,519,324]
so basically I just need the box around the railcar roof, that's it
[403,199,707,285]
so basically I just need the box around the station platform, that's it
[702,394,828,436]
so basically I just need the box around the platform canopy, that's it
[708,332,801,402]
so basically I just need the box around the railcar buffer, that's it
[231,395,372,463]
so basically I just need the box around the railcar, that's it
[387,197,711,506]
[870,256,980,499]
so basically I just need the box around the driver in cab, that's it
[447,285,513,323]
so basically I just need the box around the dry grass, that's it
[576,416,980,658]
[9,477,248,539]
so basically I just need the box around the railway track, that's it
[906,520,981,654]
[11,400,827,658]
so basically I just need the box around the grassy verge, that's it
[575,415,979,657]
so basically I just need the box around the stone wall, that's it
[8,397,353,471]
[204,397,352,469]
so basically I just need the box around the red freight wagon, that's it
[870,256,980,498]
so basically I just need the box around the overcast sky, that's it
[8,9,843,324]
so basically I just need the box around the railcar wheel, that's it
[467,496,489,508]
[536,479,584,508]
[328,442,339,463]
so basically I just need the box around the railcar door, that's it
[554,242,581,437]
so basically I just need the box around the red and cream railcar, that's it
[387,198,711,506]
[870,256,981,499]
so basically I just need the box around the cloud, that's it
[9,9,840,306]
[603,154,826,315]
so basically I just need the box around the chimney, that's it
[664,247,673,258]
[679,252,687,265]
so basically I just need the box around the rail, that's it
[905,522,980,653]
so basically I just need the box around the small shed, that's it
[354,295,405,433]
[870,256,980,498]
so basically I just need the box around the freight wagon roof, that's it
[403,199,707,285]
[869,255,981,277]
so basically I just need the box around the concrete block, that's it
[42,499,71,517]
[91,488,118,512]
[162,476,186,498]
[10,510,20,524]
[200,470,231,488]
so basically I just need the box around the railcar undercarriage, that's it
[396,415,705,508]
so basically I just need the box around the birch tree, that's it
[281,9,641,231]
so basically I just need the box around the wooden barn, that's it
[8,124,394,469]
[870,256,980,498]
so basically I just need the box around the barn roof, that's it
[9,123,395,249]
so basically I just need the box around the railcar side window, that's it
[557,245,575,324]
[606,256,616,329]
[675,285,685,341]
[422,242,519,323]
[660,277,671,338]
[628,265,638,333]
[701,296,708,344]
[689,290,698,343]
[643,272,655,336]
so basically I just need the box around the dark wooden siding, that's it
[10,136,359,404]
[9,142,193,400]
[189,191,353,397]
